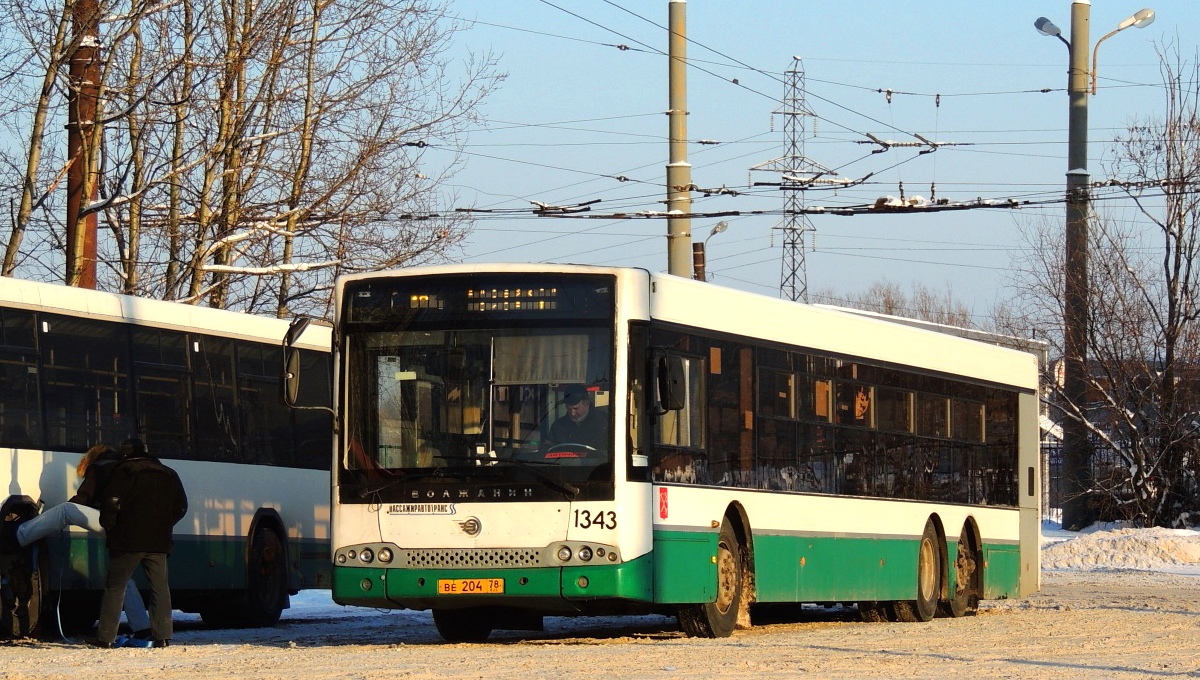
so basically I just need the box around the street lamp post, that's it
[1035,3,1155,531]
[692,221,728,281]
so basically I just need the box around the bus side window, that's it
[0,307,41,449]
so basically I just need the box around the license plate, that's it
[437,578,505,594]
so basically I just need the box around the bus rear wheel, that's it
[432,608,494,642]
[893,521,941,623]
[944,524,981,617]
[677,520,742,638]
[243,525,288,627]
[199,525,288,628]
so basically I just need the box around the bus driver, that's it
[543,385,608,456]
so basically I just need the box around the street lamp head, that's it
[1092,8,1157,94]
[1034,17,1061,37]
[1118,8,1155,30]
[1034,17,1071,49]
[704,221,729,245]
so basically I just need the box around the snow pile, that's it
[1041,525,1200,573]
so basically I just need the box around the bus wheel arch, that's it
[943,517,982,617]
[893,517,944,623]
[677,504,754,638]
[201,509,292,628]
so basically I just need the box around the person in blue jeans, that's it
[16,443,151,639]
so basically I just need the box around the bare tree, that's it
[0,0,74,277]
[1,0,500,318]
[810,279,978,329]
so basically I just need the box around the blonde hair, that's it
[76,443,112,478]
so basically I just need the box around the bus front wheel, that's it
[894,521,941,623]
[677,520,743,638]
[432,608,493,642]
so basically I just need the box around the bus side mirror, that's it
[657,355,686,411]
[282,317,312,407]
[283,348,302,407]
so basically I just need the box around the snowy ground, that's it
[2,522,1199,679]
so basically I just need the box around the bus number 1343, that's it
[573,509,617,530]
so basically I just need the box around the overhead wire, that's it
[455,2,1178,285]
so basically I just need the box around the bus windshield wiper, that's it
[489,458,580,499]
[356,468,455,498]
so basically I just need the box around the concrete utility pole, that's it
[65,0,101,289]
[665,0,692,277]
[1037,2,1154,530]
[1060,0,1092,531]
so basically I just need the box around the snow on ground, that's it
[5,523,1199,680]
[1040,522,1200,574]
[262,521,1200,625]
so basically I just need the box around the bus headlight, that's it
[577,546,593,562]
[377,548,393,563]
[359,548,374,563]
[556,546,572,562]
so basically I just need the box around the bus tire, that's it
[243,525,289,627]
[944,523,981,617]
[677,520,742,638]
[432,608,493,642]
[894,521,941,623]
[857,601,890,623]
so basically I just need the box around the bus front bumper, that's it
[332,552,654,612]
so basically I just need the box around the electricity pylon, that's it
[750,58,831,302]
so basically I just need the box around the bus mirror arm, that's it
[284,317,313,348]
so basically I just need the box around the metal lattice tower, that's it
[750,58,831,302]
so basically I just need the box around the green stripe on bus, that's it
[44,534,329,591]
[653,529,1023,604]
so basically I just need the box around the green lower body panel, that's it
[42,533,330,592]
[652,528,1024,605]
[333,553,655,612]
[652,529,717,604]
[981,543,1021,599]
[45,533,250,591]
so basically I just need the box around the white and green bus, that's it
[1,277,332,637]
[297,263,1039,641]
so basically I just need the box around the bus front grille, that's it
[401,548,544,569]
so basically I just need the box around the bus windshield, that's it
[344,326,614,493]
[338,272,617,501]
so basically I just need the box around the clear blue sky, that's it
[436,1,1194,323]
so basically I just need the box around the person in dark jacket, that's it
[89,438,188,649]
[543,384,609,454]
[16,443,151,638]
